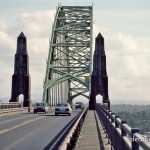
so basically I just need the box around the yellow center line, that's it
[0,116,46,135]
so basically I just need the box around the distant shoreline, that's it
[110,100,150,105]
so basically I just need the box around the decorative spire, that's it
[18,32,26,38]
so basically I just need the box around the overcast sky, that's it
[0,0,150,103]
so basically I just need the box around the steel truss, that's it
[43,6,93,105]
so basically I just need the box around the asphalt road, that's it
[0,109,81,150]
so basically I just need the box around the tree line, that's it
[110,104,150,134]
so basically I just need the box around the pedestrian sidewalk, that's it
[75,110,111,150]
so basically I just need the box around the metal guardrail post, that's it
[106,110,109,138]
[134,133,150,150]
[131,128,140,150]
[121,120,127,150]
[114,115,120,150]
[107,110,112,144]
[110,112,115,148]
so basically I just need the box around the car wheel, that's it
[55,113,58,116]
[68,113,71,116]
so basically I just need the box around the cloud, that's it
[0,9,150,102]
[0,10,54,100]
[94,25,150,101]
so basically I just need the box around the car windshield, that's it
[76,102,83,105]
[36,103,45,106]
[56,103,68,107]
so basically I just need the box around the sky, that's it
[0,0,150,103]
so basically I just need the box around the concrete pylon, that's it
[9,32,31,107]
[89,33,110,110]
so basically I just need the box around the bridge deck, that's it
[75,110,111,150]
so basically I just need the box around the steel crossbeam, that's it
[43,6,93,105]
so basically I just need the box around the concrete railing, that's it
[0,107,28,117]
[0,102,22,109]
[96,104,150,150]
[60,107,88,150]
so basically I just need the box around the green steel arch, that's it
[43,5,93,105]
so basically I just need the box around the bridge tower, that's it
[10,32,31,107]
[89,33,110,110]
[43,6,93,106]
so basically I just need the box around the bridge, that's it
[0,5,150,150]
[42,5,94,108]
[42,5,109,110]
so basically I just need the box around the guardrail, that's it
[0,107,28,117]
[96,104,150,150]
[60,107,88,150]
[0,102,21,109]
[43,108,88,150]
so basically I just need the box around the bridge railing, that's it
[96,104,150,150]
[0,102,22,109]
[60,107,88,150]
[0,102,28,116]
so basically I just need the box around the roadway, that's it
[0,109,81,150]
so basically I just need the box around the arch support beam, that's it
[43,6,93,105]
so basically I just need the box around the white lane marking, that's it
[0,114,36,124]
[0,116,46,135]
[0,112,51,124]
